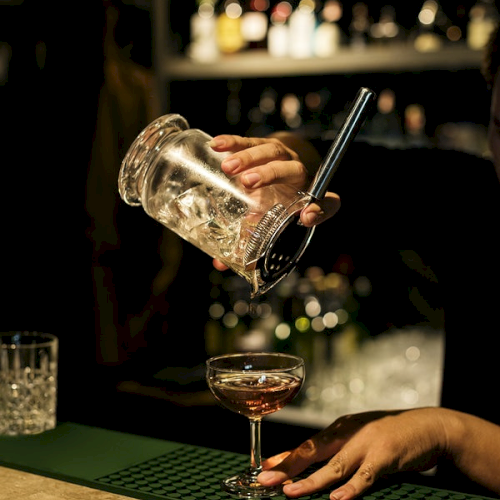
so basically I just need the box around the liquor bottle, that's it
[412,0,452,52]
[241,0,269,50]
[246,87,278,136]
[216,0,245,54]
[267,1,292,57]
[188,0,219,62]
[467,0,498,50]
[349,2,371,50]
[366,88,404,148]
[280,92,303,130]
[313,0,342,57]
[288,0,316,59]
[368,5,402,46]
[404,103,431,147]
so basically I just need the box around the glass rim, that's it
[0,332,58,349]
[118,113,190,206]
[206,351,304,372]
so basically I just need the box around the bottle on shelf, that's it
[349,2,371,50]
[288,0,316,59]
[216,0,245,54]
[313,0,342,57]
[267,1,292,57]
[247,87,279,137]
[241,0,270,50]
[404,103,431,147]
[188,0,219,62]
[280,92,303,130]
[467,0,498,50]
[303,88,331,139]
[412,0,453,52]
[366,88,405,148]
[368,5,403,46]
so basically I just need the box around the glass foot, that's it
[221,473,284,498]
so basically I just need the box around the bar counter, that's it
[0,465,131,500]
[0,423,497,500]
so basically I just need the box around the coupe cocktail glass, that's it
[206,352,305,498]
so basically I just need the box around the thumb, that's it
[300,192,341,227]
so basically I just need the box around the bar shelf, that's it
[160,44,483,81]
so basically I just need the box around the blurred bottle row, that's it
[187,0,498,62]
[220,82,489,154]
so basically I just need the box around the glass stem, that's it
[249,417,262,474]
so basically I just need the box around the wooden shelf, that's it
[161,44,483,80]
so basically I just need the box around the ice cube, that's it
[172,185,212,233]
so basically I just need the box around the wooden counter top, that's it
[0,466,132,500]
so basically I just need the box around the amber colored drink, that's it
[210,373,302,418]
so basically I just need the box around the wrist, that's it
[434,408,468,460]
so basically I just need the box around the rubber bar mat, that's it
[0,424,496,500]
[95,444,495,500]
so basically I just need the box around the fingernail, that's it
[222,158,240,172]
[242,172,261,187]
[303,211,318,226]
[208,138,225,148]
[284,482,305,494]
[331,489,346,500]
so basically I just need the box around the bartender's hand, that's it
[209,132,340,271]
[256,408,500,499]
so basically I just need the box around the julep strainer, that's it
[243,87,376,292]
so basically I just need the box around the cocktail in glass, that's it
[206,352,305,498]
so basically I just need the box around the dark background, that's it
[0,0,496,457]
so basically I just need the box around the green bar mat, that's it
[0,423,496,500]
[93,447,497,500]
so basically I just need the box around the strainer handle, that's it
[307,87,376,201]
